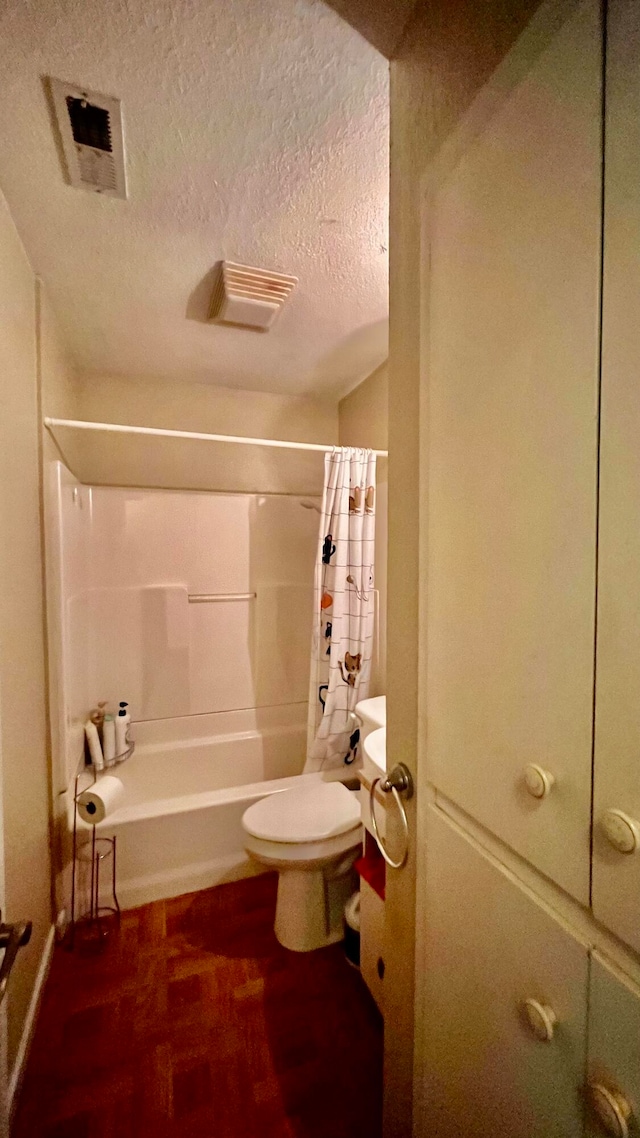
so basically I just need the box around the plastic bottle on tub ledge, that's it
[115,702,130,757]
[103,714,116,763]
[84,719,104,771]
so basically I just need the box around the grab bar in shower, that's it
[187,592,257,603]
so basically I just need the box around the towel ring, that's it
[369,763,414,870]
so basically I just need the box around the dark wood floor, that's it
[13,873,383,1138]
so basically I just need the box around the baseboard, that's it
[8,923,55,1111]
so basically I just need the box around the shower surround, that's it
[48,461,320,907]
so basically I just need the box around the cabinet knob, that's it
[522,998,556,1042]
[523,764,555,799]
[602,809,640,855]
[587,1081,633,1138]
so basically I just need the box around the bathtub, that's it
[68,703,329,911]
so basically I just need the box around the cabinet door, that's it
[425,0,602,902]
[416,807,588,1138]
[585,955,640,1138]
[359,879,385,1012]
[592,0,640,955]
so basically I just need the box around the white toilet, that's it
[241,697,386,953]
[242,778,362,952]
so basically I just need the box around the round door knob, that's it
[602,809,640,855]
[522,998,556,1042]
[588,1081,633,1138]
[524,764,555,799]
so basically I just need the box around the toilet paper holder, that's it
[69,758,126,950]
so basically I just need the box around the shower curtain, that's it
[305,447,376,772]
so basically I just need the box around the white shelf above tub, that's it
[45,417,388,495]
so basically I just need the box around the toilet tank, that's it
[355,696,386,743]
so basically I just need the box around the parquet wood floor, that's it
[12,873,383,1138]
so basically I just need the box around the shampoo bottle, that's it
[115,707,129,757]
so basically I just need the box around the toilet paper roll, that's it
[77,775,125,825]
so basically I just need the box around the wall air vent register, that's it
[49,78,127,199]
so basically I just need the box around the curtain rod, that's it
[43,418,389,458]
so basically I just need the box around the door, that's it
[0,683,31,1135]
[415,806,588,1137]
[423,0,602,904]
[388,0,604,1132]
[0,695,9,1137]
[592,0,640,955]
[585,954,640,1138]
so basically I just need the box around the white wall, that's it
[48,373,339,497]
[78,373,338,442]
[0,191,79,1083]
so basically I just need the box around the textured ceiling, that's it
[0,0,389,397]
[322,0,418,57]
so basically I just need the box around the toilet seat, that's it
[242,780,361,844]
[243,826,361,868]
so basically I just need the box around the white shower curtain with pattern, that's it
[305,447,376,772]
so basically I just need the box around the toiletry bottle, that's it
[90,701,108,744]
[85,719,105,771]
[103,714,116,763]
[118,701,130,730]
[115,707,129,757]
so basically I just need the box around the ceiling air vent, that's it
[209,261,298,331]
[49,79,127,199]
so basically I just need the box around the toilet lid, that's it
[243,781,361,843]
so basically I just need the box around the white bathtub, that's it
[68,703,333,911]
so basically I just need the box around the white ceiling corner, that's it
[0,0,389,397]
[321,0,419,58]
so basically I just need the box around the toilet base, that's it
[274,864,357,952]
